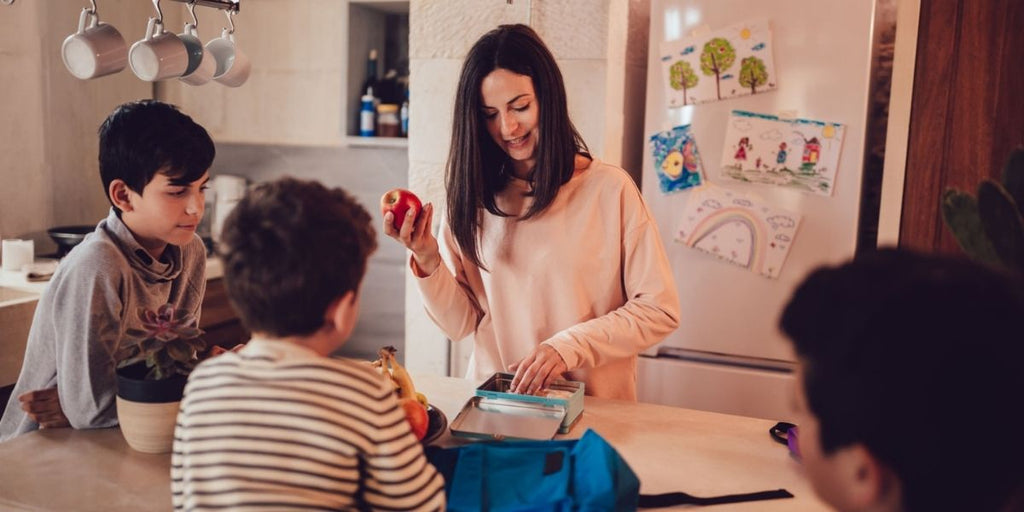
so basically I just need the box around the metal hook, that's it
[88,0,98,15]
[151,0,164,23]
[187,0,198,28]
[224,8,235,35]
[1,0,15,6]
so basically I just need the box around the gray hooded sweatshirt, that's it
[0,209,206,441]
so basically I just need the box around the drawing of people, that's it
[755,157,762,169]
[734,137,751,162]
[777,142,788,165]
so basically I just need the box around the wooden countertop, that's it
[0,374,828,511]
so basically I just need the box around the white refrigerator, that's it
[637,0,895,420]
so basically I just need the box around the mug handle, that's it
[144,16,161,41]
[77,8,98,35]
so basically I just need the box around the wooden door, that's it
[899,0,1024,252]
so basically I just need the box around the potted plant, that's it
[941,147,1024,273]
[113,304,207,454]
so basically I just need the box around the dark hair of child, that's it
[781,249,1024,512]
[217,177,378,337]
[98,99,214,207]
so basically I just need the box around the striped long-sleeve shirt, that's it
[170,338,445,511]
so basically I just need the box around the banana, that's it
[371,346,427,404]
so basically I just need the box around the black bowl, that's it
[422,404,448,445]
[48,225,95,257]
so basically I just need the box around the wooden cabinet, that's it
[199,278,249,349]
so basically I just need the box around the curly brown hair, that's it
[217,177,377,337]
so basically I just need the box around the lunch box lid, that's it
[449,396,566,441]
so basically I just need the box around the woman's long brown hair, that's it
[446,24,589,269]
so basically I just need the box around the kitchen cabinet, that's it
[199,278,249,349]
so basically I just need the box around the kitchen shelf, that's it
[344,0,409,139]
[344,136,408,149]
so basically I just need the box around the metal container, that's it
[449,372,584,441]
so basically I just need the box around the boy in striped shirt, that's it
[171,177,445,511]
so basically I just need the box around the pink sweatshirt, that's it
[413,159,680,400]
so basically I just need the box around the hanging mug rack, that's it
[1,0,237,7]
[168,0,238,13]
[58,0,248,86]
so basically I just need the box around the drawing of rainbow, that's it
[682,207,770,273]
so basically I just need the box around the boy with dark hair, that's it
[0,100,213,441]
[172,177,445,511]
[781,249,1024,512]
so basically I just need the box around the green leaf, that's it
[175,326,203,339]
[941,188,1002,266]
[142,337,163,354]
[167,339,193,363]
[1002,146,1024,219]
[978,181,1024,271]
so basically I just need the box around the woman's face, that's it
[480,68,539,176]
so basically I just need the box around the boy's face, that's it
[122,170,209,254]
[793,366,847,507]
[792,365,898,512]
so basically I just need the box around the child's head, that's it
[99,100,214,251]
[99,100,214,207]
[218,177,377,346]
[781,250,1024,512]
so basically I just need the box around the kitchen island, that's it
[0,373,828,511]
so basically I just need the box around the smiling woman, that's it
[383,24,681,402]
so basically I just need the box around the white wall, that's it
[0,1,152,254]
[405,0,650,377]
[158,0,346,146]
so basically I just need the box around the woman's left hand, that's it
[509,345,568,395]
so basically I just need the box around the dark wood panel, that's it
[899,0,960,252]
[199,278,249,348]
[900,0,1024,253]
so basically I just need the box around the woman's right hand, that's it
[383,202,441,276]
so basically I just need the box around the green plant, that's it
[114,304,207,380]
[941,147,1024,273]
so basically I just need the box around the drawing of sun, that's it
[740,27,752,39]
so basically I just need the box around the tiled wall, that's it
[0,0,153,252]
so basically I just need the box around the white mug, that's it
[1,239,34,272]
[205,29,251,88]
[61,8,127,80]
[129,17,188,82]
[178,24,215,86]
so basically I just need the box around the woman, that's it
[385,24,679,400]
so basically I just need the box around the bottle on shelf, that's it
[362,49,379,102]
[355,49,379,136]
[400,90,409,137]
[360,88,376,137]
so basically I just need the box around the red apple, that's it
[399,397,429,441]
[380,188,423,231]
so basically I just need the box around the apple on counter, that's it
[380,188,422,230]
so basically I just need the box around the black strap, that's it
[638,488,794,508]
